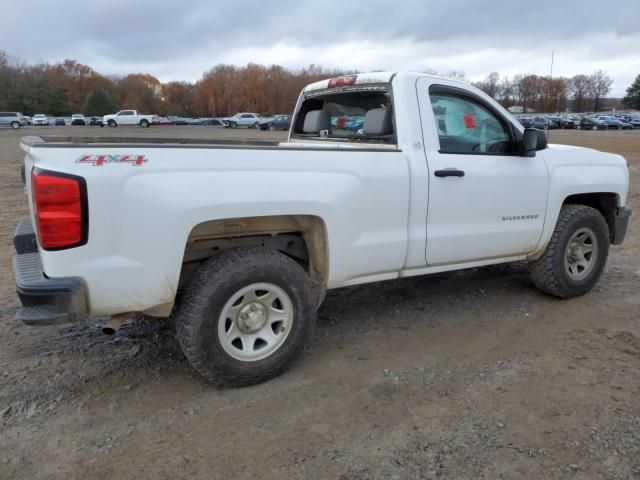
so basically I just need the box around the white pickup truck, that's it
[102,110,154,128]
[13,72,631,386]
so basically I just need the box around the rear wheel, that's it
[140,119,149,128]
[529,205,609,298]
[10,121,20,129]
[176,246,316,386]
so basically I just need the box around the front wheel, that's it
[108,120,117,127]
[529,205,609,299]
[176,246,316,386]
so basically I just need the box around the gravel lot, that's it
[1,126,639,479]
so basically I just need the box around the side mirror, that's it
[522,128,547,155]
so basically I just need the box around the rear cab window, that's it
[291,81,396,146]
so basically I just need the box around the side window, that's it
[430,92,512,154]
[241,114,253,119]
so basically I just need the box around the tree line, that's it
[0,51,348,117]
[0,50,628,118]
[471,70,616,113]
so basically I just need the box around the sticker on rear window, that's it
[76,154,148,166]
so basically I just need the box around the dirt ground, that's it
[0,126,638,480]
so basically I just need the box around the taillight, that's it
[327,75,357,88]
[31,169,88,250]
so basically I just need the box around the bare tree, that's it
[569,74,591,113]
[474,72,500,98]
[589,70,613,112]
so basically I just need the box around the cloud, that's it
[2,0,638,95]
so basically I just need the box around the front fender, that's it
[531,150,628,257]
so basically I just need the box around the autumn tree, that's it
[84,89,117,116]
[161,81,195,116]
[116,74,162,113]
[622,74,640,110]
[47,88,71,116]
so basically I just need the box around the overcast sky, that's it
[2,0,639,96]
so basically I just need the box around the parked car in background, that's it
[628,117,640,128]
[579,117,607,130]
[152,116,173,126]
[208,118,228,127]
[71,114,86,126]
[548,116,576,129]
[198,118,227,127]
[168,116,187,125]
[598,116,632,130]
[52,118,66,126]
[87,117,102,126]
[103,110,153,127]
[533,116,553,129]
[32,114,49,126]
[0,112,27,128]
[225,112,261,128]
[259,114,292,131]
[184,118,203,126]
[516,117,534,128]
[24,116,32,125]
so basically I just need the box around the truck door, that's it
[118,110,135,125]
[417,79,548,266]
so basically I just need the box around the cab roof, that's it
[302,71,470,94]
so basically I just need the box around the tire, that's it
[229,121,237,129]
[176,246,316,386]
[10,121,20,129]
[108,119,117,127]
[140,119,149,128]
[269,125,276,131]
[529,205,609,299]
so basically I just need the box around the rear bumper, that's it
[612,206,632,245]
[12,217,87,325]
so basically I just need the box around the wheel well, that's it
[179,215,328,290]
[563,192,618,241]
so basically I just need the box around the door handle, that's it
[434,168,465,178]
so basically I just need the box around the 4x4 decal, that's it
[76,154,148,166]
